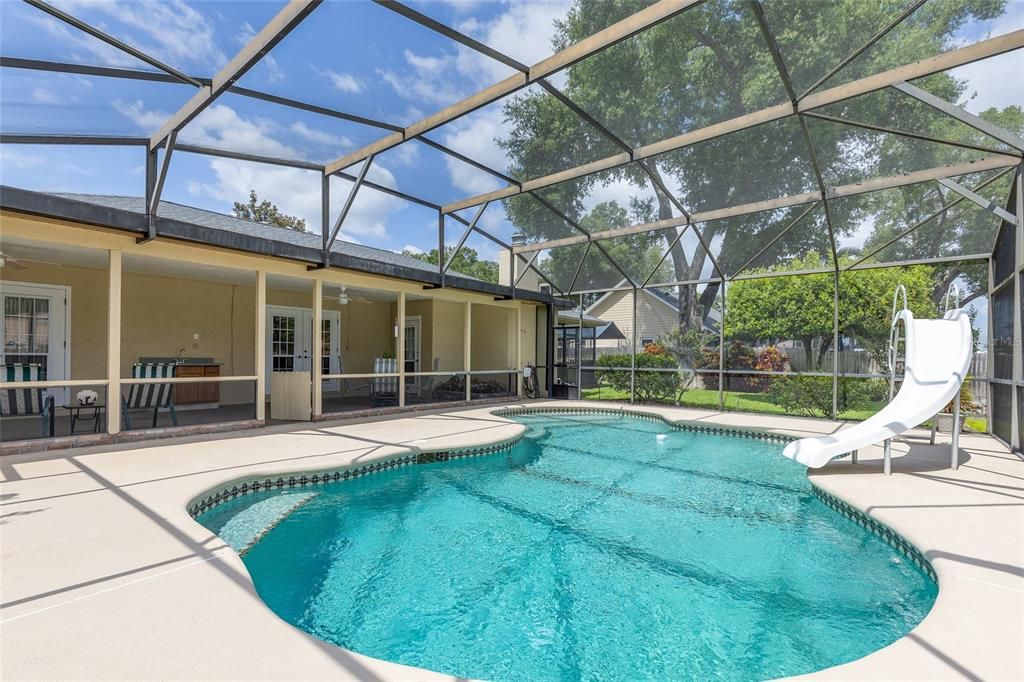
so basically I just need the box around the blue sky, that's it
[0,0,1021,260]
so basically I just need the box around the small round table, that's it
[62,403,105,434]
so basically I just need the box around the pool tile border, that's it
[187,436,522,518]
[812,486,937,582]
[493,405,796,444]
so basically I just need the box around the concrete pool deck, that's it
[1,400,1021,681]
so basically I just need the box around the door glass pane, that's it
[271,314,296,372]
[2,295,49,370]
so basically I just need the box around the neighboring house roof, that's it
[0,185,557,304]
[595,322,626,341]
[557,308,607,327]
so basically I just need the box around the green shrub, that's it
[769,375,885,418]
[595,352,689,403]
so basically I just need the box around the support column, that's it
[398,291,406,407]
[255,270,266,421]
[631,288,637,405]
[312,277,322,418]
[464,301,472,402]
[1011,169,1023,450]
[516,304,523,397]
[106,250,122,434]
[577,294,583,397]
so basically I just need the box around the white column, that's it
[516,304,523,397]
[312,277,322,418]
[255,270,266,421]
[398,291,406,407]
[106,249,122,434]
[464,301,472,402]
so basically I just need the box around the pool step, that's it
[215,492,318,556]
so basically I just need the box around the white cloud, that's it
[188,159,322,230]
[290,121,352,149]
[55,0,226,71]
[401,244,423,254]
[438,108,507,194]
[319,69,364,94]
[1,149,46,170]
[112,98,171,132]
[378,50,468,106]
[31,88,59,104]
[182,104,300,158]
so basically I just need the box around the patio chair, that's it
[0,364,55,438]
[122,362,177,429]
[370,357,398,406]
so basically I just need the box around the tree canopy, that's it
[499,0,1014,326]
[725,255,937,369]
[233,190,308,232]
[404,246,499,283]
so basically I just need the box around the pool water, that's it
[198,413,936,681]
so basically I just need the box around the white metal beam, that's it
[893,80,1024,152]
[512,154,1020,253]
[323,0,703,175]
[937,177,1017,224]
[443,29,1024,215]
[148,0,321,150]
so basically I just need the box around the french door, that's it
[404,315,421,389]
[1,283,69,401]
[265,306,340,394]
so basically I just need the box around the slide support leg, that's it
[929,418,937,445]
[851,449,858,464]
[951,397,960,471]
[883,439,892,476]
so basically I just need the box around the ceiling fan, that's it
[0,250,62,270]
[323,285,373,305]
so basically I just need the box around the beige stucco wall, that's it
[432,300,465,372]
[471,304,515,371]
[588,290,677,349]
[3,211,546,409]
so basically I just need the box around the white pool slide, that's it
[782,308,974,469]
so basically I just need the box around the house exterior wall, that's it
[432,300,466,372]
[1,210,543,420]
[586,290,679,350]
[471,304,515,370]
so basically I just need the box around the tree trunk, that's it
[646,165,705,331]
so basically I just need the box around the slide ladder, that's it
[782,285,973,473]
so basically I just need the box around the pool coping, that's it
[1,400,1020,681]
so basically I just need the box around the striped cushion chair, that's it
[0,364,55,438]
[121,363,178,429]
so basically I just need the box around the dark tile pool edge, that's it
[492,405,796,444]
[496,405,937,584]
[187,435,523,519]
[811,486,937,583]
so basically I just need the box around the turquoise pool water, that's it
[197,413,937,681]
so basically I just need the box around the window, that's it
[640,337,655,347]
[3,295,50,371]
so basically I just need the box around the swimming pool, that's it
[197,411,936,681]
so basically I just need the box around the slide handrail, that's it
[887,285,909,401]
[941,283,961,315]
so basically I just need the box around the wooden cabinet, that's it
[173,364,220,405]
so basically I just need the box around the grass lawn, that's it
[582,386,887,422]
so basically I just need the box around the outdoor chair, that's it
[122,362,177,429]
[371,357,398,406]
[0,363,55,438]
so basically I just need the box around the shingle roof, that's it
[50,192,469,279]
